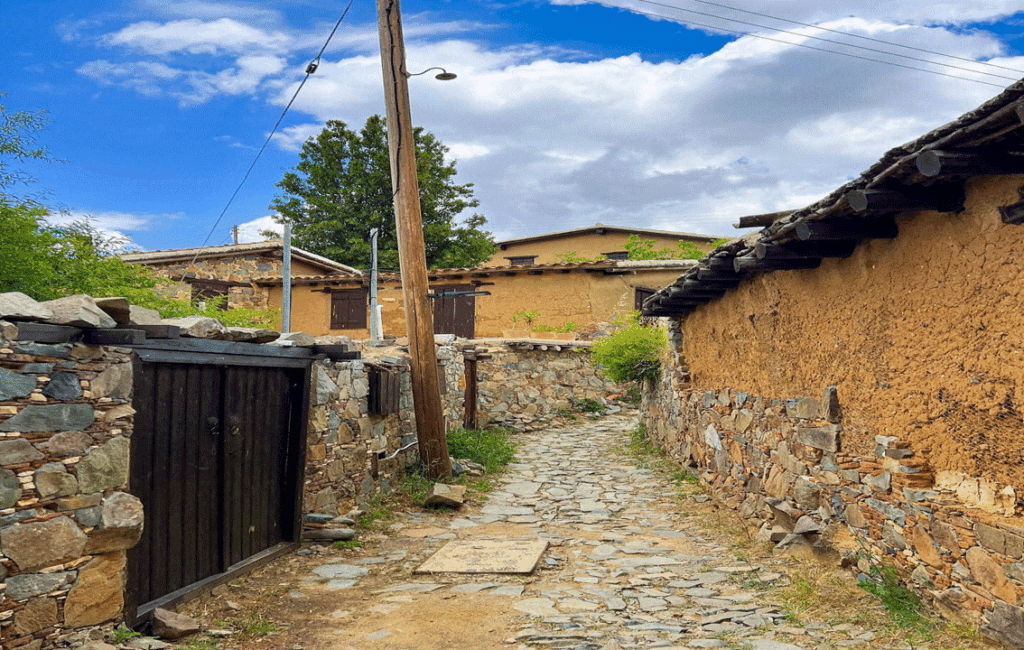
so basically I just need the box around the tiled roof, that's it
[121,241,362,276]
[643,79,1024,318]
[496,224,722,248]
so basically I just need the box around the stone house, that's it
[121,241,360,311]
[255,258,698,339]
[488,223,722,266]
[641,79,1024,647]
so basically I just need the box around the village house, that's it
[120,241,361,311]
[641,79,1024,647]
[489,223,721,266]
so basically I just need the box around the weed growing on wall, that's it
[591,322,667,384]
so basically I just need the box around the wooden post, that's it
[377,0,451,479]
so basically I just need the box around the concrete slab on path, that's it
[414,539,549,574]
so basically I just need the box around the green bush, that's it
[446,426,515,474]
[590,322,667,384]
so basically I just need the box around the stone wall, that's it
[475,342,620,429]
[302,345,466,514]
[0,337,142,649]
[643,323,1024,647]
[304,341,622,513]
[141,254,284,311]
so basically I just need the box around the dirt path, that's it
[176,413,963,650]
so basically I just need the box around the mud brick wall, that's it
[0,338,143,650]
[643,342,1024,647]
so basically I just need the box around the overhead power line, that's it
[682,0,1024,75]
[190,0,355,265]
[640,0,1019,82]
[611,1,1006,87]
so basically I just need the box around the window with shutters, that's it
[330,289,368,329]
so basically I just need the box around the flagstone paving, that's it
[286,412,934,650]
[180,412,949,649]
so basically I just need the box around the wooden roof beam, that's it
[795,218,898,242]
[846,187,964,214]
[916,150,1024,178]
[733,254,822,274]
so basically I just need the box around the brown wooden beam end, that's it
[733,255,822,274]
[916,150,1024,178]
[795,219,898,242]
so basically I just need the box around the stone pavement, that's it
[301,412,932,650]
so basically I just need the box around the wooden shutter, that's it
[330,289,367,329]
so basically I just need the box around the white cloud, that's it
[101,18,292,55]
[44,210,167,251]
[234,216,282,243]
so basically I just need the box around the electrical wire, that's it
[611,2,1006,87]
[189,0,356,267]
[639,0,1019,82]
[681,0,1024,75]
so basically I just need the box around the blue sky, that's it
[4,0,1024,253]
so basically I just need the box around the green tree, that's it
[270,115,495,270]
[0,98,51,193]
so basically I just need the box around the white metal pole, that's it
[370,227,382,340]
[282,222,292,333]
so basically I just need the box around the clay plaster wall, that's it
[271,269,682,338]
[680,175,1024,488]
[490,231,715,265]
[0,338,142,649]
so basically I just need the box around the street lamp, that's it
[404,66,457,81]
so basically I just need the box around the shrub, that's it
[446,426,515,474]
[590,322,667,384]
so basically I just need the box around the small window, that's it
[634,287,656,311]
[505,255,537,267]
[603,251,629,261]
[190,280,230,311]
[330,288,368,329]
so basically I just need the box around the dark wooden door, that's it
[431,284,475,339]
[127,357,307,622]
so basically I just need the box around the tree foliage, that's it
[270,115,495,270]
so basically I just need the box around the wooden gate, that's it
[431,284,475,339]
[126,340,312,623]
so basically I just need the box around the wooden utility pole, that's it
[376,0,451,479]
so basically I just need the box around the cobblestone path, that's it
[186,412,941,649]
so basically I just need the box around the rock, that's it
[162,315,226,339]
[0,319,18,339]
[966,546,1017,603]
[312,564,369,579]
[274,331,316,347]
[85,492,144,554]
[222,327,280,343]
[0,292,55,322]
[424,483,467,508]
[64,552,126,628]
[4,571,76,601]
[793,477,820,510]
[766,499,804,530]
[785,397,820,420]
[42,372,83,401]
[0,367,37,400]
[0,404,95,433]
[35,462,79,499]
[77,436,130,493]
[304,528,356,541]
[982,601,1024,647]
[89,363,133,400]
[0,515,88,571]
[793,425,841,452]
[47,431,95,456]
[0,468,21,509]
[77,642,118,650]
[102,404,136,423]
[151,608,200,640]
[129,305,163,325]
[910,526,943,568]
[314,369,341,405]
[93,297,131,324]
[12,596,59,636]
[792,515,820,534]
[125,640,170,650]
[0,438,45,464]
[41,294,117,328]
[704,424,722,450]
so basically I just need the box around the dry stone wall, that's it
[0,336,141,649]
[644,324,1024,648]
[143,254,277,310]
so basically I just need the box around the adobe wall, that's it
[273,269,684,339]
[489,231,716,265]
[0,336,142,649]
[643,174,1024,647]
[680,175,1024,486]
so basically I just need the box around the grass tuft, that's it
[446,426,516,474]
